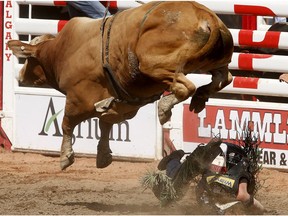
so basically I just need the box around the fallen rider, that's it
[142,136,265,214]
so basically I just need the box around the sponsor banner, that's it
[2,0,15,143]
[258,148,288,168]
[14,94,158,159]
[179,100,288,169]
[183,104,288,149]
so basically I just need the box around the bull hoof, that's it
[158,109,172,125]
[60,151,75,170]
[158,94,174,125]
[189,96,208,113]
[97,152,112,168]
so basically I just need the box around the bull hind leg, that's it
[60,116,75,170]
[158,72,196,125]
[97,120,113,168]
[60,134,74,170]
[190,66,232,113]
[60,113,76,170]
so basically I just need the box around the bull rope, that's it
[101,12,127,101]
[99,3,162,106]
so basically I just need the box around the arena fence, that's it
[2,0,288,169]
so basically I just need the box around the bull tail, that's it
[193,12,233,62]
[198,18,220,57]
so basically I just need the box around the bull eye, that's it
[20,46,25,51]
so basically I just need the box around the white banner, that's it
[14,94,159,159]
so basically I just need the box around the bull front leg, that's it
[97,120,113,168]
[158,72,196,125]
[158,94,178,125]
[190,65,232,113]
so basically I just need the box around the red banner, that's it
[183,104,288,150]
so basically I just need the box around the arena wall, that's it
[2,0,288,169]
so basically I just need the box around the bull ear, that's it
[7,40,37,58]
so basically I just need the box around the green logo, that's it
[44,109,63,133]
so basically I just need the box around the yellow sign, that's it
[206,175,235,188]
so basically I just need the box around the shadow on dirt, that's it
[60,201,164,214]
[60,201,210,215]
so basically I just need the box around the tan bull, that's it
[8,1,233,170]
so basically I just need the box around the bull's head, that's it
[8,34,55,87]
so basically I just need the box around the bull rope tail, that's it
[100,1,111,66]
[136,1,145,4]
[137,2,162,40]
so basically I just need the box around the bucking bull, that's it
[8,1,233,170]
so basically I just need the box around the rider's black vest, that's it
[202,143,255,195]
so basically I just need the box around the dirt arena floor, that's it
[0,149,287,215]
